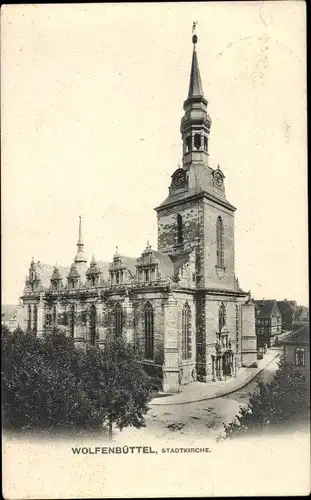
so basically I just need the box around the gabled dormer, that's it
[86,255,102,287]
[109,247,135,286]
[50,265,63,291]
[67,261,80,290]
[136,241,159,284]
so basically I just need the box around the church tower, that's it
[155,27,236,291]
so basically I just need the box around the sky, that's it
[1,2,308,306]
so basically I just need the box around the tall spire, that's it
[75,216,87,263]
[188,25,204,99]
[180,23,211,168]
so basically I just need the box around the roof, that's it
[119,256,137,277]
[283,324,309,345]
[152,251,175,278]
[254,299,280,318]
[33,262,70,287]
[170,251,192,276]
[155,170,236,212]
[277,300,296,315]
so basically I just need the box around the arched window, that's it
[219,302,226,332]
[114,302,123,336]
[27,305,32,332]
[216,216,224,267]
[90,304,96,346]
[194,133,201,150]
[144,302,154,359]
[177,213,183,244]
[70,305,75,338]
[182,302,192,360]
[52,306,57,326]
[33,305,38,335]
[204,136,208,152]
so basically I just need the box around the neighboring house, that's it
[277,299,297,332]
[292,306,309,332]
[283,324,310,378]
[17,30,258,394]
[254,299,282,348]
[1,305,19,332]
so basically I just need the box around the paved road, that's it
[119,353,281,442]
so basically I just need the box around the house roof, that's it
[254,299,279,318]
[33,262,70,287]
[283,325,309,345]
[277,300,296,316]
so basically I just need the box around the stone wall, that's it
[241,303,257,366]
[202,199,235,290]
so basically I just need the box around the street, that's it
[119,352,281,442]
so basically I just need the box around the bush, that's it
[1,327,152,436]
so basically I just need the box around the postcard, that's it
[1,2,309,498]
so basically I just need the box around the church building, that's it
[19,29,257,393]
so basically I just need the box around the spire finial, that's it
[187,23,204,99]
[78,215,83,245]
[192,21,198,44]
[74,215,87,263]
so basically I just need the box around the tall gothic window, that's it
[52,306,57,326]
[216,216,224,267]
[177,213,183,244]
[70,305,75,338]
[90,304,96,346]
[182,302,192,360]
[144,302,154,359]
[33,305,38,335]
[27,305,32,332]
[219,302,226,332]
[114,302,123,336]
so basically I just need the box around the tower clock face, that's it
[173,170,186,187]
[214,171,223,188]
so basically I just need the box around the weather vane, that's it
[192,21,198,44]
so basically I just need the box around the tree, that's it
[80,337,153,439]
[221,356,310,440]
[1,326,152,437]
